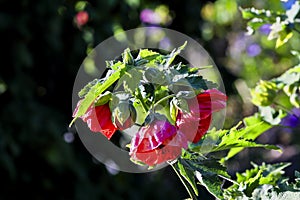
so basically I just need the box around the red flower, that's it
[73,101,117,139]
[75,11,89,27]
[176,89,227,143]
[129,119,188,166]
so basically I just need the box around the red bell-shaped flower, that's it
[130,117,188,166]
[176,89,227,143]
[73,101,117,139]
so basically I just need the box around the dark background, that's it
[1,0,299,199]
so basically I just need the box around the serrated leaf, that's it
[108,61,123,70]
[189,115,280,159]
[177,160,199,196]
[136,49,160,63]
[78,79,100,98]
[122,48,134,65]
[165,41,187,67]
[186,76,218,90]
[69,65,125,127]
[196,170,224,199]
[144,68,167,85]
[179,150,231,199]
[176,91,196,99]
[116,68,143,94]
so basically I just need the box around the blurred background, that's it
[1,0,300,199]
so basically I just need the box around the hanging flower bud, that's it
[251,80,277,106]
[113,102,137,130]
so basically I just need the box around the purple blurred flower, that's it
[281,0,297,10]
[63,132,75,143]
[246,43,262,57]
[281,108,300,128]
[259,24,272,35]
[140,9,161,24]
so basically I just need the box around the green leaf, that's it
[165,41,187,67]
[69,65,125,127]
[180,156,229,199]
[95,91,112,106]
[240,7,275,20]
[144,68,167,85]
[186,75,218,90]
[78,79,100,98]
[177,160,199,196]
[136,49,160,63]
[116,68,143,94]
[189,115,280,160]
[225,162,293,198]
[122,48,134,65]
[106,61,123,70]
[176,91,196,99]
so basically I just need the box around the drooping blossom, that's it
[73,101,117,139]
[176,89,227,143]
[130,118,188,166]
[75,11,89,27]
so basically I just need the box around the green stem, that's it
[152,94,175,111]
[136,87,149,112]
[168,161,197,200]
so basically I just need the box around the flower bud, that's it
[251,80,277,106]
[113,102,137,130]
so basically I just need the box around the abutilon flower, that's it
[129,119,188,166]
[73,101,117,139]
[176,89,227,143]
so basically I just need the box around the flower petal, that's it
[81,103,117,139]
